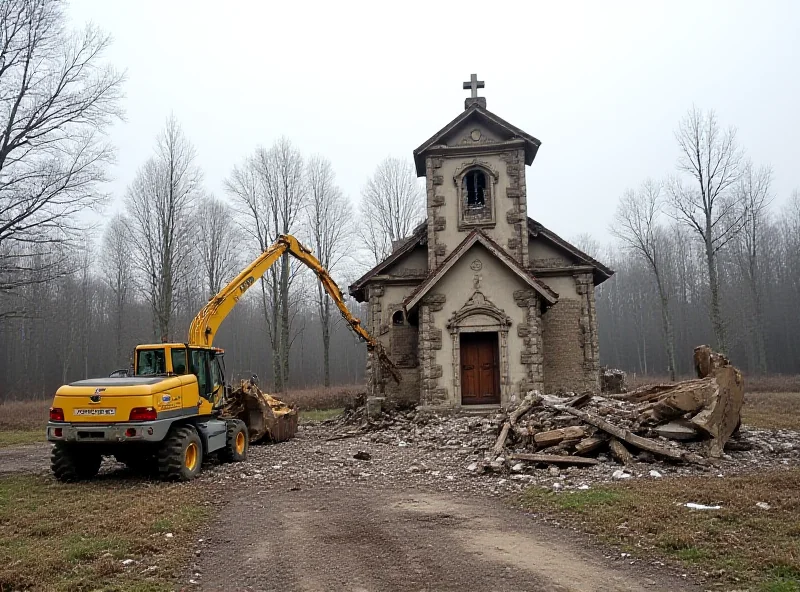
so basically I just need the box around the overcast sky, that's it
[68,0,799,246]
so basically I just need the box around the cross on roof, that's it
[463,73,484,99]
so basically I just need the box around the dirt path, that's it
[191,485,694,592]
[0,442,49,474]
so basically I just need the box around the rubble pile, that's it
[472,345,745,472]
[599,366,627,394]
[325,346,784,479]
[222,379,298,443]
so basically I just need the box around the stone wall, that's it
[425,157,448,269]
[419,294,446,406]
[542,299,584,393]
[576,272,600,391]
[513,290,544,394]
[500,148,529,267]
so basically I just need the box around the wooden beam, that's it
[508,453,600,466]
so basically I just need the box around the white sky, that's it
[69,0,800,244]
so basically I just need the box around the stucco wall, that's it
[422,243,532,408]
[383,245,428,276]
[528,237,573,268]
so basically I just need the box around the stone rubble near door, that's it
[313,345,800,485]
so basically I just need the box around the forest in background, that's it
[0,0,798,401]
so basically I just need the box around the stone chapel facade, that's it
[349,80,613,409]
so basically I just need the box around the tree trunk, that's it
[280,252,290,389]
[705,237,727,353]
[654,273,677,381]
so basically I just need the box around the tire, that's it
[219,419,248,463]
[51,443,102,482]
[157,426,203,481]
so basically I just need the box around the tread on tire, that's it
[51,443,102,482]
[220,419,248,463]
[157,426,203,481]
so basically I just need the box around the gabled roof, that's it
[348,217,615,302]
[413,103,542,176]
[403,230,557,312]
[527,218,614,281]
[348,222,427,301]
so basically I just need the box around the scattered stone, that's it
[756,502,771,510]
[612,470,632,480]
[649,470,663,478]
[684,502,721,510]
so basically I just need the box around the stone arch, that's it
[453,160,498,230]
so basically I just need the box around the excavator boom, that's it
[188,235,400,382]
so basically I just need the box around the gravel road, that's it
[182,423,701,591]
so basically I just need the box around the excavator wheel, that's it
[219,419,248,463]
[157,426,203,481]
[51,443,102,482]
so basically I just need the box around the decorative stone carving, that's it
[447,291,512,407]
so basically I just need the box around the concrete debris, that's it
[756,502,771,510]
[298,347,797,491]
[600,366,627,394]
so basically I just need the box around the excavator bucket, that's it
[221,380,298,444]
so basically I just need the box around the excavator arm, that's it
[188,235,400,382]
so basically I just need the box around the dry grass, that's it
[521,469,800,591]
[0,474,211,592]
[0,399,49,431]
[743,392,800,430]
[278,385,364,411]
[627,373,800,394]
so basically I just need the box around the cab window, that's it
[210,354,225,394]
[190,349,211,398]
[136,349,166,375]
[171,348,187,374]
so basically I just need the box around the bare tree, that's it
[667,106,744,353]
[226,138,306,391]
[126,116,200,342]
[730,162,773,373]
[612,179,677,379]
[358,157,424,264]
[195,195,240,298]
[100,214,132,366]
[0,0,124,300]
[306,155,351,387]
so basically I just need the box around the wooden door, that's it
[460,332,500,405]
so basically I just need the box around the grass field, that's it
[0,474,211,592]
[0,386,358,448]
[743,392,800,430]
[521,470,800,591]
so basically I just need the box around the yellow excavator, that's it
[47,235,397,482]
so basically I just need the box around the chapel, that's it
[349,75,613,408]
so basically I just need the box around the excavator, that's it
[46,235,398,482]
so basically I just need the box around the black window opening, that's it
[392,310,404,326]
[463,170,487,208]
